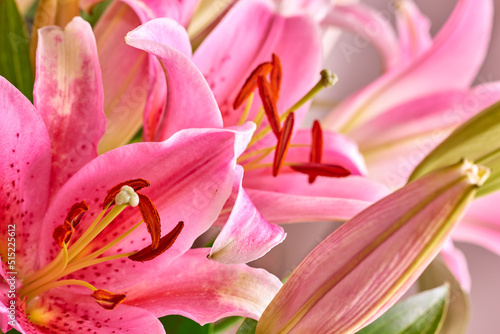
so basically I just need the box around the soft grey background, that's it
[256,1,500,333]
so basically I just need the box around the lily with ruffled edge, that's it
[123,0,389,264]
[318,0,500,290]
[0,17,281,334]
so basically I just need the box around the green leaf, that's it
[419,258,470,334]
[80,0,111,27]
[160,314,212,334]
[0,0,34,101]
[236,318,258,334]
[409,101,500,196]
[356,285,450,334]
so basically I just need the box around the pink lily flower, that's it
[322,0,498,187]
[0,17,282,333]
[256,160,489,333]
[124,0,389,263]
[318,0,500,289]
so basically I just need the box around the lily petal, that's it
[124,248,282,324]
[396,0,432,62]
[34,17,106,197]
[81,0,200,26]
[27,289,164,333]
[357,82,500,188]
[452,191,500,257]
[322,3,400,71]
[193,0,321,128]
[125,18,224,140]
[324,0,493,132]
[93,1,152,152]
[256,160,488,333]
[38,124,255,288]
[0,77,51,275]
[275,0,333,20]
[209,165,286,264]
[440,239,471,292]
[239,175,390,224]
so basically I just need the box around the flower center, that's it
[234,54,351,183]
[18,179,183,317]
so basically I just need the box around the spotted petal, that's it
[0,77,51,275]
[38,124,255,290]
[35,17,106,197]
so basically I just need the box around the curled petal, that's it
[209,166,285,264]
[125,18,223,140]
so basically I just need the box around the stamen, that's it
[309,120,324,183]
[129,221,184,262]
[290,163,351,179]
[271,53,282,100]
[237,92,255,125]
[52,200,89,248]
[273,113,295,177]
[65,200,89,228]
[91,289,126,310]
[52,221,75,247]
[248,69,337,148]
[103,178,150,209]
[233,62,273,109]
[137,193,161,250]
[115,185,140,207]
[258,76,281,138]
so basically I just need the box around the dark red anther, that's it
[258,76,282,138]
[53,221,75,247]
[291,163,351,179]
[137,193,161,250]
[233,62,273,109]
[270,53,282,100]
[91,289,126,310]
[273,113,295,177]
[64,200,89,228]
[129,222,184,262]
[309,120,324,183]
[103,178,150,209]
